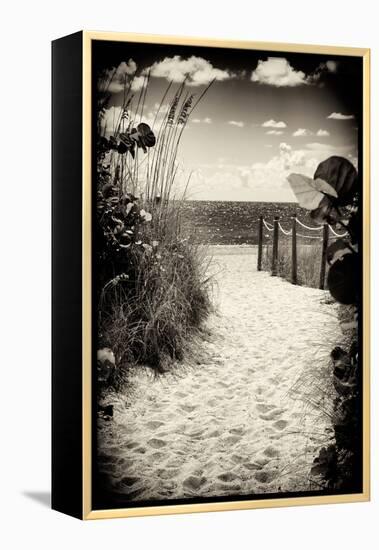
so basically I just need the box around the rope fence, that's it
[257,214,348,289]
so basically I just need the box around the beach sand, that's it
[97,246,342,502]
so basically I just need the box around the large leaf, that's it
[310,195,340,224]
[287,173,324,210]
[327,254,359,304]
[314,156,358,206]
[287,173,338,211]
[137,123,156,147]
[313,178,338,198]
[130,123,156,153]
[327,239,352,266]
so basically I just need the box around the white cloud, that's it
[251,57,339,88]
[262,119,287,128]
[239,141,349,198]
[266,130,284,135]
[304,141,356,156]
[188,140,357,201]
[279,142,292,153]
[305,142,334,151]
[192,117,212,124]
[327,112,354,120]
[228,120,244,128]
[292,128,330,138]
[316,129,330,137]
[292,128,313,137]
[130,75,146,92]
[106,60,138,93]
[116,59,137,76]
[251,58,308,87]
[149,55,232,86]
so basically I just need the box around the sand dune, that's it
[97,246,342,502]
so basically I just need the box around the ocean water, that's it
[181,201,312,245]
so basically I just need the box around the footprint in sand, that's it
[254,470,276,484]
[183,476,207,491]
[208,429,221,438]
[175,391,187,398]
[255,456,270,467]
[180,404,196,413]
[260,409,283,421]
[231,454,245,464]
[218,472,239,483]
[223,435,241,445]
[243,462,261,471]
[120,476,140,487]
[256,403,275,413]
[157,468,181,480]
[148,438,167,449]
[125,441,139,450]
[229,427,245,436]
[146,420,164,430]
[134,447,147,454]
[274,420,288,430]
[263,446,280,458]
[151,452,165,460]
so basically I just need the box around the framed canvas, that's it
[52,31,370,520]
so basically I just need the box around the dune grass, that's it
[262,239,326,289]
[96,76,212,380]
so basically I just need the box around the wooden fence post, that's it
[257,216,263,271]
[271,217,279,276]
[291,214,297,285]
[319,223,329,289]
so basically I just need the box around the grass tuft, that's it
[262,240,326,288]
[96,78,213,381]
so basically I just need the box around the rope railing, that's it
[278,222,321,239]
[328,224,348,238]
[263,219,274,232]
[278,222,292,236]
[272,216,347,238]
[257,214,348,289]
[295,217,323,231]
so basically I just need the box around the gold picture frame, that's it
[52,30,370,520]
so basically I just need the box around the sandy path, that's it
[98,246,341,502]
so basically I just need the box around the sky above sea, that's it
[94,40,361,202]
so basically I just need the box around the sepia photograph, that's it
[92,38,365,510]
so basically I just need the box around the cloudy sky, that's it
[94,40,362,202]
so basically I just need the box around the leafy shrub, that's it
[288,156,361,491]
[95,72,212,379]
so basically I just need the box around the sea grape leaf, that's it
[326,239,352,266]
[137,123,156,147]
[327,254,359,305]
[312,177,338,198]
[310,195,340,224]
[287,174,324,210]
[129,123,156,153]
[314,156,358,206]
